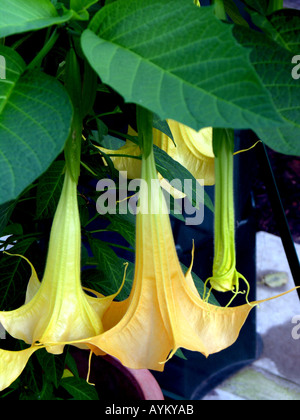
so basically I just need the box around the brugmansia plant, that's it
[0,0,299,400]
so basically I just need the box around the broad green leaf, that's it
[36,161,65,219]
[0,46,73,205]
[60,377,99,400]
[0,0,73,38]
[234,26,300,156]
[81,0,283,131]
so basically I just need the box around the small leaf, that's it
[0,201,16,237]
[107,213,136,248]
[36,349,66,389]
[0,237,36,309]
[70,0,98,12]
[153,145,214,213]
[242,0,269,14]
[87,239,133,299]
[36,161,65,219]
[60,377,99,400]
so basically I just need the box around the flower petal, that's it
[0,346,40,392]
[95,140,142,180]
[153,121,215,185]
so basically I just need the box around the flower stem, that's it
[136,106,154,159]
[64,47,83,183]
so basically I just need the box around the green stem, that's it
[88,229,109,234]
[267,0,283,13]
[136,106,154,158]
[212,0,226,20]
[64,47,83,183]
[27,29,59,70]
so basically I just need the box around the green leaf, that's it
[250,9,300,53]
[106,213,136,248]
[153,115,174,143]
[81,0,283,131]
[0,200,16,237]
[223,0,249,27]
[70,0,98,12]
[65,352,80,379]
[233,26,300,156]
[60,377,99,400]
[0,46,73,205]
[36,161,65,219]
[36,349,66,389]
[87,239,133,300]
[242,0,269,14]
[0,0,73,38]
[0,237,36,309]
[153,145,214,213]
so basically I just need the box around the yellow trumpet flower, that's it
[75,138,278,372]
[96,120,214,188]
[0,166,118,391]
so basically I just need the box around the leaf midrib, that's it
[85,29,282,128]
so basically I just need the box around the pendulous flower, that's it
[74,112,281,371]
[0,165,119,391]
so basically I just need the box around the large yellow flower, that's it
[74,140,271,372]
[97,120,215,187]
[0,165,118,391]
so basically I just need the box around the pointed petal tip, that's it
[0,346,40,392]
